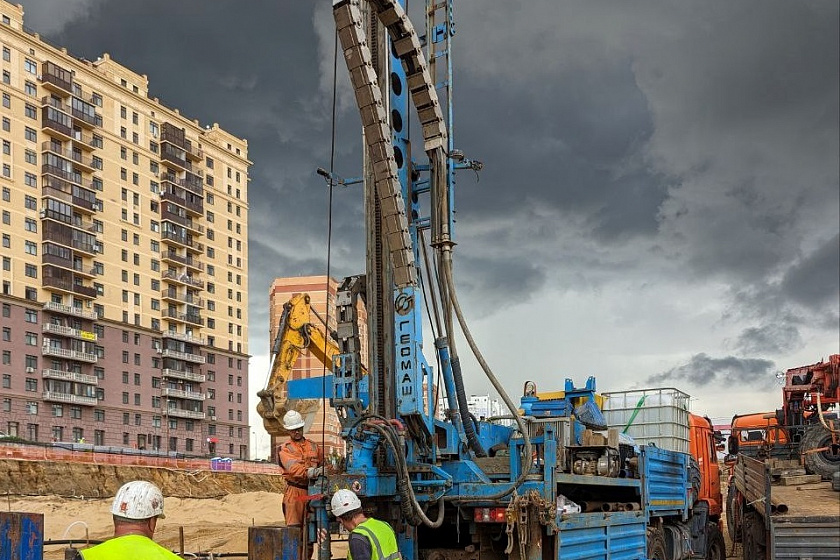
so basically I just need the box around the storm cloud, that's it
[19,0,838,422]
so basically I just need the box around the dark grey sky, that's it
[19,0,839,427]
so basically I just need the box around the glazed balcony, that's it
[42,275,98,299]
[40,61,73,95]
[42,177,99,214]
[42,163,82,186]
[161,189,203,216]
[41,142,95,173]
[41,368,98,385]
[161,171,203,197]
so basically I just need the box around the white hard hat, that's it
[331,489,362,517]
[111,480,166,520]
[283,410,305,430]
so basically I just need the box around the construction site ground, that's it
[0,457,353,558]
[2,456,749,559]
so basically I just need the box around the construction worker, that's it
[277,409,323,527]
[75,480,178,560]
[330,489,401,560]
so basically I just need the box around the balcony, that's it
[41,105,73,140]
[161,230,199,251]
[162,368,206,383]
[42,323,98,342]
[42,391,97,406]
[41,368,98,385]
[41,345,97,363]
[161,250,204,271]
[161,289,204,308]
[41,143,96,173]
[43,275,98,299]
[161,331,206,346]
[161,189,203,216]
[42,301,98,321]
[42,177,99,214]
[162,387,206,401]
[162,269,204,290]
[161,171,203,197]
[42,163,82,186]
[160,348,206,364]
[161,208,198,231]
[71,103,100,129]
[40,61,73,95]
[161,144,189,171]
[163,408,206,420]
[163,308,205,327]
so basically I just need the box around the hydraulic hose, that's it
[362,417,445,528]
[452,355,487,457]
[439,247,533,501]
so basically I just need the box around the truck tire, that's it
[705,523,726,560]
[802,424,840,479]
[725,482,742,543]
[742,511,766,560]
[647,528,667,560]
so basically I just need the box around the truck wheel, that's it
[647,528,667,560]
[705,523,726,560]
[802,424,840,479]
[742,511,766,560]
[725,482,742,543]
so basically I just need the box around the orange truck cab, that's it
[689,413,723,519]
[727,412,792,460]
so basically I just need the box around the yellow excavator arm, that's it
[255,293,350,437]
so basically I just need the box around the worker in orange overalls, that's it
[277,410,323,527]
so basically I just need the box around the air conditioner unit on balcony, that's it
[210,415,217,421]
[39,210,47,219]
[25,367,34,373]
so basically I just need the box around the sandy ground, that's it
[7,490,738,559]
[5,491,349,559]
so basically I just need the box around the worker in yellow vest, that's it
[75,480,179,560]
[330,489,402,560]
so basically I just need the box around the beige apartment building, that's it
[0,3,251,458]
[268,276,369,458]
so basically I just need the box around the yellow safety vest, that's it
[348,518,401,560]
[80,534,181,560]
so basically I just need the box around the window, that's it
[2,93,8,108]
[24,309,37,323]
[25,195,37,209]
[24,127,37,142]
[24,264,37,278]
[24,149,36,164]
[52,404,63,417]
[24,332,37,345]
[24,58,37,74]
[24,103,36,119]
[1,47,8,61]
[24,241,37,255]
[24,81,36,96]
[24,172,37,187]
[92,155,103,169]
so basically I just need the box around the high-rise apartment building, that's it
[0,3,251,458]
[267,276,369,457]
